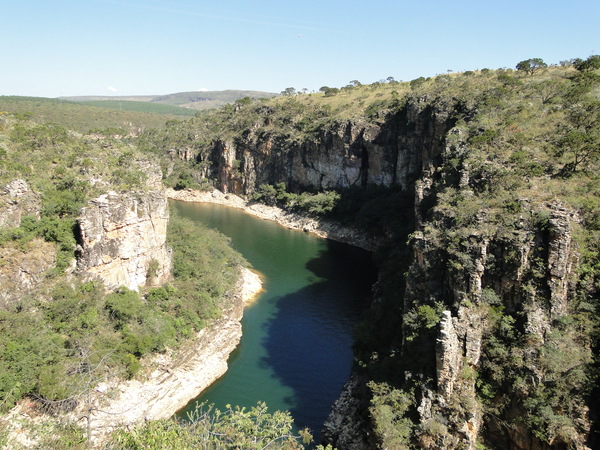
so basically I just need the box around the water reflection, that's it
[172,201,376,442]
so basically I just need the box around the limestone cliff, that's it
[75,190,172,291]
[203,101,452,196]
[170,94,593,448]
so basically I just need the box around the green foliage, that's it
[0,209,245,412]
[516,58,547,75]
[410,77,427,89]
[0,215,76,273]
[109,402,312,449]
[252,183,340,217]
[573,54,600,72]
[369,382,414,448]
[281,87,297,96]
[2,57,600,448]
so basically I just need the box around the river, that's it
[172,201,377,442]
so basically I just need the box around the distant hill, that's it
[75,100,197,117]
[61,89,279,111]
[0,96,187,132]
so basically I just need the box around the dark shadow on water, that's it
[260,239,377,444]
[171,200,379,446]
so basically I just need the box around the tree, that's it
[531,79,565,104]
[573,55,600,72]
[234,96,252,106]
[319,86,339,97]
[516,58,547,75]
[554,101,600,176]
[281,87,297,96]
[410,77,427,90]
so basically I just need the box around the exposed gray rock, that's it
[202,101,453,197]
[436,311,461,398]
[0,179,41,227]
[76,190,172,291]
[321,374,372,450]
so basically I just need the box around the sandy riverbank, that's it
[166,188,378,251]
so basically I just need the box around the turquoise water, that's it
[172,201,376,442]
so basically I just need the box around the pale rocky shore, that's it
[5,187,371,447]
[3,267,263,447]
[83,267,263,438]
[166,188,378,251]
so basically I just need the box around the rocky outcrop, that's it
[75,190,172,291]
[74,267,261,442]
[0,239,56,308]
[322,374,372,450]
[0,179,41,227]
[203,101,454,197]
[405,200,587,449]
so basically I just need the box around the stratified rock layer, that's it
[76,190,172,291]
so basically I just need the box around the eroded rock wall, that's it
[0,179,41,227]
[76,190,172,291]
[206,101,453,196]
[405,201,586,448]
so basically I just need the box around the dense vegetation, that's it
[1,56,598,448]
[109,402,317,450]
[0,112,248,447]
[126,57,599,448]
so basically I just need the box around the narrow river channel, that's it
[172,201,377,442]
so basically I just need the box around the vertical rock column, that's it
[76,190,172,291]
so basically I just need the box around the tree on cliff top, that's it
[516,58,548,75]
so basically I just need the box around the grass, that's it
[75,100,197,116]
[0,96,180,133]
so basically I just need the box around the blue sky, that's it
[2,0,599,97]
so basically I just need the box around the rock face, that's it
[75,190,172,291]
[0,179,41,227]
[405,198,585,448]
[79,267,260,442]
[202,102,453,196]
[321,374,373,450]
[182,97,591,448]
[0,239,56,308]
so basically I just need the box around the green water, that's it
[172,201,376,441]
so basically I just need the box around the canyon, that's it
[1,65,596,448]
[164,92,593,448]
